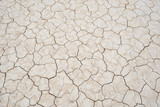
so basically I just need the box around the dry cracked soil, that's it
[0,0,160,107]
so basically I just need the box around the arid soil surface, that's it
[0,0,160,107]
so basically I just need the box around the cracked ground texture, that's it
[0,0,160,107]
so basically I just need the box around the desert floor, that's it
[0,0,160,107]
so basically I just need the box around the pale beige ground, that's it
[0,0,160,107]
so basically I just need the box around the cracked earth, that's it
[0,0,160,107]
